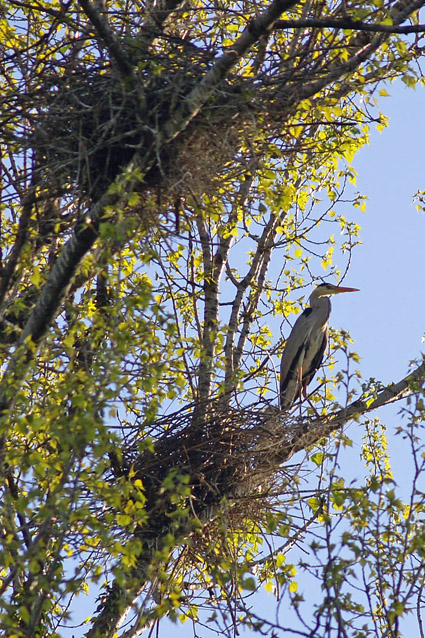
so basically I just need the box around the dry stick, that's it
[274,17,425,34]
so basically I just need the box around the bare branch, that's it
[224,214,279,385]
[78,0,135,78]
[274,17,425,34]
[196,216,217,404]
[284,357,425,462]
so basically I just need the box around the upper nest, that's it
[29,47,256,205]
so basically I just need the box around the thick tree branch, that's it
[284,357,425,462]
[0,182,36,311]
[162,0,301,141]
[274,17,425,34]
[78,0,135,77]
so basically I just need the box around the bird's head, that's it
[311,282,360,300]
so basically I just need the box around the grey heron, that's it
[279,282,359,410]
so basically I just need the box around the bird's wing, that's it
[280,308,314,406]
[301,329,327,388]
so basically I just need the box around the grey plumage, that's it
[279,283,359,410]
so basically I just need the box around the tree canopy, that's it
[1,0,425,636]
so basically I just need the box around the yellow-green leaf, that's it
[30,267,42,287]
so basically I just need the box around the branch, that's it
[250,508,321,566]
[231,214,279,374]
[0,182,36,311]
[200,171,254,400]
[78,0,135,78]
[196,216,217,404]
[274,17,425,34]
[284,357,425,462]
[162,0,301,141]
[280,0,425,106]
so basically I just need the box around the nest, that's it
[32,69,143,200]
[30,46,256,210]
[108,401,303,541]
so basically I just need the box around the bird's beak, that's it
[333,286,360,294]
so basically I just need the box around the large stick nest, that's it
[107,401,305,542]
[29,44,257,207]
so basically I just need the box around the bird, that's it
[279,282,359,410]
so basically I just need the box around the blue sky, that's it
[339,80,425,384]
[340,80,425,493]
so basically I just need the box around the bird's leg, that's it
[298,367,304,417]
[300,379,320,417]
[304,395,321,418]
[304,382,327,418]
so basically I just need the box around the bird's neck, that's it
[310,295,331,320]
